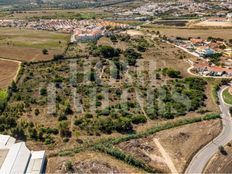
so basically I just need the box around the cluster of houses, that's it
[0,19,132,43]
[193,62,232,77]
[119,1,232,18]
[71,20,132,43]
[168,37,232,60]
[168,37,232,77]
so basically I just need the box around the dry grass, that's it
[145,26,232,41]
[0,59,20,89]
[46,151,144,173]
[0,27,69,61]
[194,21,232,28]
[117,119,221,173]
[204,142,232,173]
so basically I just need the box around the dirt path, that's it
[143,150,166,164]
[153,138,178,174]
[125,68,150,120]
[100,66,105,80]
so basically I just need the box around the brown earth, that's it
[0,46,58,62]
[204,143,232,173]
[117,119,221,173]
[145,26,232,41]
[0,27,69,62]
[46,151,144,173]
[0,59,20,89]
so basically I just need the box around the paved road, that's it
[185,86,232,174]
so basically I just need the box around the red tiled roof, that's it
[190,38,203,44]
[209,66,225,72]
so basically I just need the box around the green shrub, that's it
[65,161,73,171]
[40,88,47,96]
[132,115,147,124]
[0,90,8,112]
[91,45,120,58]
[124,48,141,66]
[34,109,40,116]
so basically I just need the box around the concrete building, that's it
[0,135,45,174]
[227,13,232,18]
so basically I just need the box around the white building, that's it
[227,13,232,18]
[0,135,45,174]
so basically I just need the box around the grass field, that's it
[0,89,8,112]
[222,88,232,105]
[0,59,20,89]
[0,8,111,20]
[143,26,232,41]
[0,27,70,61]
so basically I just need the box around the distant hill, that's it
[0,0,134,10]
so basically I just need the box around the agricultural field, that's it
[0,27,69,61]
[0,8,111,20]
[0,58,20,89]
[193,20,232,28]
[143,26,232,41]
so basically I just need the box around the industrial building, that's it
[0,135,45,174]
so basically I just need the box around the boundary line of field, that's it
[0,57,22,82]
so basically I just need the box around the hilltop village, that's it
[0,19,133,43]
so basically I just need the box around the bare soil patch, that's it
[117,119,221,173]
[0,27,69,61]
[145,27,232,41]
[46,151,143,173]
[0,59,20,89]
[204,143,232,173]
[0,46,58,61]
[194,21,232,28]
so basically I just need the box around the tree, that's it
[89,69,97,82]
[35,109,40,116]
[58,121,71,137]
[11,127,26,140]
[64,101,72,115]
[91,45,120,58]
[162,68,181,78]
[115,117,133,133]
[53,54,64,60]
[218,145,227,155]
[131,115,147,124]
[124,48,141,66]
[11,81,18,92]
[42,49,48,55]
[0,90,8,112]
[65,161,73,172]
[40,88,47,96]
[29,128,38,140]
[98,118,114,134]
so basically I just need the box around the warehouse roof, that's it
[0,135,45,174]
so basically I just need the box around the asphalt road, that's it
[185,86,232,174]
